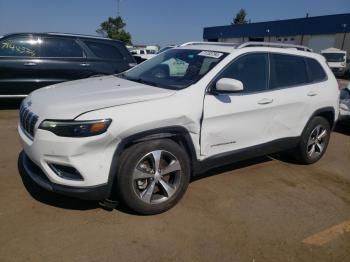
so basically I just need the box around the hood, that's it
[25,76,175,119]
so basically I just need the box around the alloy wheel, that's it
[307,125,327,158]
[132,150,182,204]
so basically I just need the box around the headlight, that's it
[39,119,112,137]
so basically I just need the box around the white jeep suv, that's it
[18,42,339,215]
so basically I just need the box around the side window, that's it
[306,58,327,83]
[0,36,40,57]
[270,54,308,89]
[216,53,268,93]
[84,41,124,60]
[41,38,84,58]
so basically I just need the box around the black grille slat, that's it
[19,104,39,139]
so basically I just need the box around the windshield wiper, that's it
[119,76,179,90]
[126,77,161,87]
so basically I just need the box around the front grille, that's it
[19,103,39,139]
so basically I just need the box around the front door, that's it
[201,53,274,157]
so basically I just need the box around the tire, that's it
[116,139,190,215]
[292,116,331,164]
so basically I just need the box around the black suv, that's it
[0,33,136,97]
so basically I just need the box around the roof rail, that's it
[237,41,313,52]
[46,32,112,40]
[180,41,239,47]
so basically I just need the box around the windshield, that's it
[120,49,228,90]
[322,53,346,62]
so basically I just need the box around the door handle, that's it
[80,63,90,67]
[258,98,274,105]
[307,91,318,97]
[23,62,37,66]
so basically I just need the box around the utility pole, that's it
[341,23,347,50]
[117,0,120,17]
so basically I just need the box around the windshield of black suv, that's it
[120,49,228,90]
[322,53,346,62]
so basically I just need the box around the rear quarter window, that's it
[84,41,124,60]
[306,58,327,83]
[269,54,308,89]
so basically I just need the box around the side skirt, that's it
[194,137,300,174]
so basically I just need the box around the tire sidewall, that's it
[117,139,190,215]
[299,117,331,164]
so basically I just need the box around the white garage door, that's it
[308,34,336,53]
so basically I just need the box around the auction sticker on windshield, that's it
[198,51,223,59]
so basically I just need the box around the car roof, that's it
[177,44,236,53]
[1,32,122,43]
[176,41,325,61]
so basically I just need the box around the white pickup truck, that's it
[131,49,157,63]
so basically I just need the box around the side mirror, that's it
[215,78,244,93]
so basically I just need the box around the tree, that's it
[96,16,132,44]
[232,8,248,25]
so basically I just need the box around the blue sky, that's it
[0,0,349,47]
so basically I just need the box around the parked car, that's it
[18,42,339,215]
[157,45,176,54]
[321,47,348,78]
[0,33,136,98]
[131,48,156,64]
[339,83,350,121]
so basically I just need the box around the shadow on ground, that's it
[0,99,22,110]
[191,156,271,182]
[334,122,350,136]
[17,150,273,214]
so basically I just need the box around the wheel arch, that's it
[302,107,336,136]
[312,107,336,129]
[105,126,199,198]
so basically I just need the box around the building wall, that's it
[210,32,350,57]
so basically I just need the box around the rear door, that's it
[0,34,42,96]
[39,37,92,87]
[264,53,315,140]
[81,40,134,75]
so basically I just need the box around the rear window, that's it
[270,54,308,89]
[306,58,327,83]
[84,41,124,60]
[41,38,84,58]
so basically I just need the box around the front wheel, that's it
[292,116,331,164]
[116,139,190,215]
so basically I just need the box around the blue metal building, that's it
[203,13,350,54]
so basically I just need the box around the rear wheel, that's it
[116,139,190,215]
[292,116,331,164]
